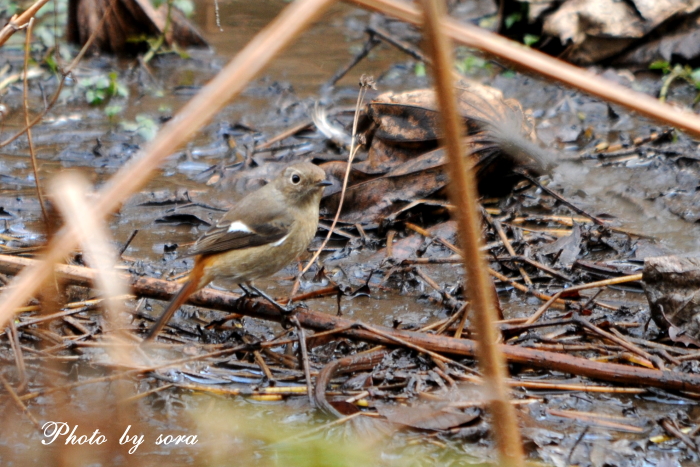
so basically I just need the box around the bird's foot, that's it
[242,283,303,316]
[240,283,262,298]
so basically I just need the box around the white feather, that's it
[311,103,352,148]
[271,234,289,247]
[227,221,252,233]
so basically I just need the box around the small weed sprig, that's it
[650,60,700,104]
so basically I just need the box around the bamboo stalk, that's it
[418,1,523,465]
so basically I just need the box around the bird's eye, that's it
[291,174,301,184]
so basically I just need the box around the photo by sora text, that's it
[41,422,198,454]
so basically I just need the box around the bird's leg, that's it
[238,283,256,298]
[243,282,300,315]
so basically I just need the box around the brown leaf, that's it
[377,404,479,430]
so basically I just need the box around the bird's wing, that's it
[188,190,294,256]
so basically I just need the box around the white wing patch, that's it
[227,221,253,233]
[271,234,289,247]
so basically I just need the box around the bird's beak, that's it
[316,180,333,187]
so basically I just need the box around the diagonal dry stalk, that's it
[419,0,524,465]
[349,0,700,137]
[0,0,336,331]
[49,172,136,368]
[0,0,51,46]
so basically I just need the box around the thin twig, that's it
[566,425,590,465]
[357,322,479,375]
[483,209,531,285]
[524,291,563,325]
[255,120,312,151]
[7,320,27,392]
[660,419,700,455]
[325,32,380,87]
[253,350,275,381]
[453,301,469,338]
[516,171,606,225]
[22,18,48,226]
[290,76,375,297]
[0,372,40,429]
[574,317,663,370]
[290,316,314,407]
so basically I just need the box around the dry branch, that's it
[1,254,699,393]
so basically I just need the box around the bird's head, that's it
[274,162,331,206]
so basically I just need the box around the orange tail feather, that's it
[143,258,207,342]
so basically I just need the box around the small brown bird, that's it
[145,162,330,341]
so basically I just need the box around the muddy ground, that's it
[1,1,700,466]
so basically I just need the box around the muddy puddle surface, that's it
[2,1,700,465]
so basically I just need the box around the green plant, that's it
[650,60,700,104]
[120,114,159,141]
[152,0,194,16]
[104,104,124,119]
[504,11,522,29]
[455,55,488,74]
[142,0,193,63]
[78,72,128,105]
[523,34,539,47]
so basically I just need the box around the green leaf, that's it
[115,82,129,98]
[173,0,194,16]
[44,54,58,74]
[120,120,138,132]
[104,104,123,117]
[122,115,160,141]
[85,89,99,105]
[462,56,486,74]
[95,76,110,90]
[505,12,522,29]
[414,62,426,77]
[523,34,540,47]
[649,60,671,74]
[691,68,700,84]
